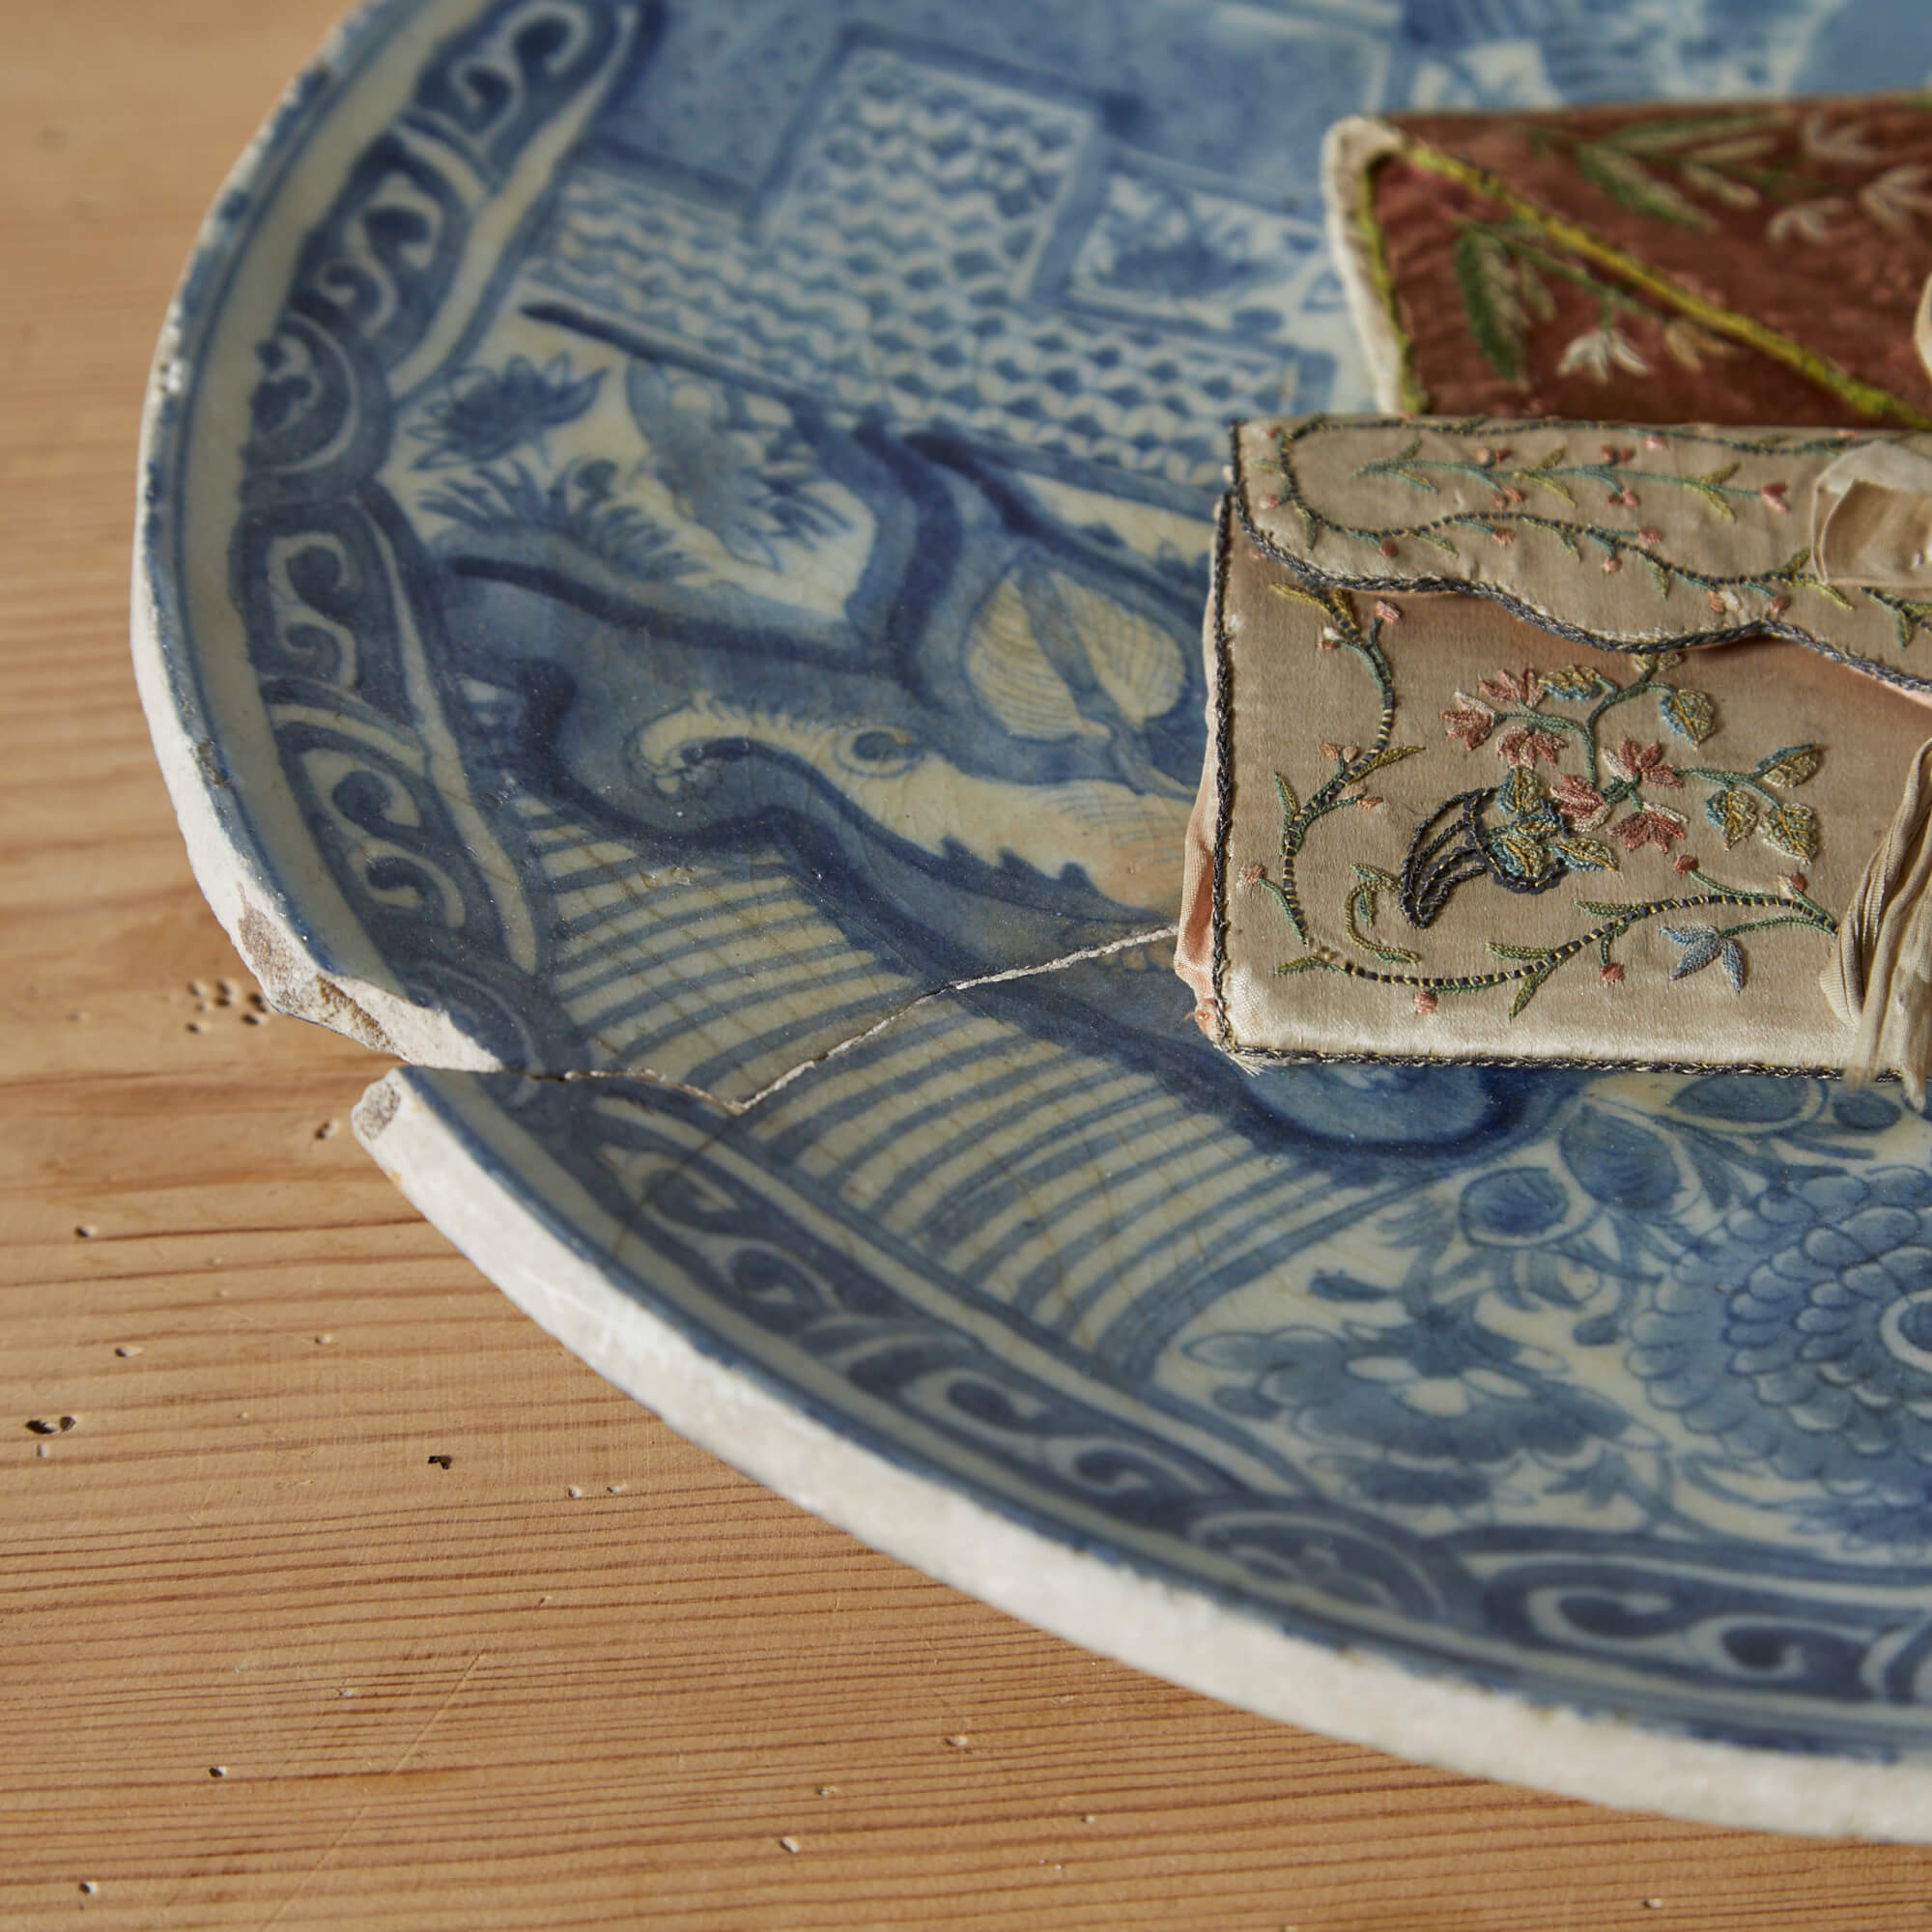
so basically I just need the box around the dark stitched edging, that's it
[1208,493,1237,1056]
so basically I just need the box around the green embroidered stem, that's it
[1269,421,1900,631]
[1359,442,1768,517]
[1279,880,1835,1019]
[1264,586,1423,945]
[1386,134,1932,428]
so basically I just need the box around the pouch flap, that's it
[1234,415,1932,694]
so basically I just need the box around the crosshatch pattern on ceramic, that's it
[131,0,1932,1807]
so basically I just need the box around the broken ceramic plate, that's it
[134,0,1932,1837]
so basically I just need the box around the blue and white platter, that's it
[133,0,1932,1837]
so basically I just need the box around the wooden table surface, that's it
[6,4,1932,1925]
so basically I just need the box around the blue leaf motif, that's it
[1662,923,1722,979]
[1460,1167,1570,1244]
[1721,938,1747,992]
[1308,1271,1392,1303]
[1672,1074,1807,1124]
[1558,1106,1680,1212]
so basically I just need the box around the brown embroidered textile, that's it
[1177,417,1932,1091]
[1324,96,1932,428]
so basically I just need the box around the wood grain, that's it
[4,4,1932,1924]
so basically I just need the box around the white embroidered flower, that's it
[1767,196,1845,243]
[1662,317,1733,371]
[1800,112,1879,167]
[1555,327,1649,382]
[1860,164,1932,235]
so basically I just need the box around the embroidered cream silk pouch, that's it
[1177,416,1932,1094]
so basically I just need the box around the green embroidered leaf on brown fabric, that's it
[1571,142,1716,229]
[1452,228,1530,384]
[1603,109,1784,157]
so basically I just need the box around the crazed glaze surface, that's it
[134,0,1932,1832]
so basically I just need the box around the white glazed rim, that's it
[359,1065,1932,1842]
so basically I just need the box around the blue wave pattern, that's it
[199,0,1932,1762]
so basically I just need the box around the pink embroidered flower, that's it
[1645,435,1667,449]
[1477,668,1543,708]
[1672,853,1699,874]
[1614,806,1689,854]
[1601,962,1625,985]
[1636,527,1662,549]
[1258,495,1279,509]
[1779,871,1809,897]
[1354,794,1385,810]
[1490,526,1515,547]
[1317,629,1342,651]
[1413,989,1440,1016]
[1605,739,1683,788]
[1442,695,1496,750]
[1768,593,1792,616]
[1706,590,1728,614]
[1473,446,1496,468]
[1549,775,1609,828]
[1497,726,1566,769]
[1378,539,1400,558]
[1238,863,1265,888]
[1374,600,1403,623]
[1602,555,1623,575]
[1760,481,1790,513]
[1609,488,1640,508]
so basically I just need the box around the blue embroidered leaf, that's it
[1660,687,1716,743]
[1721,939,1747,992]
[1662,923,1723,978]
